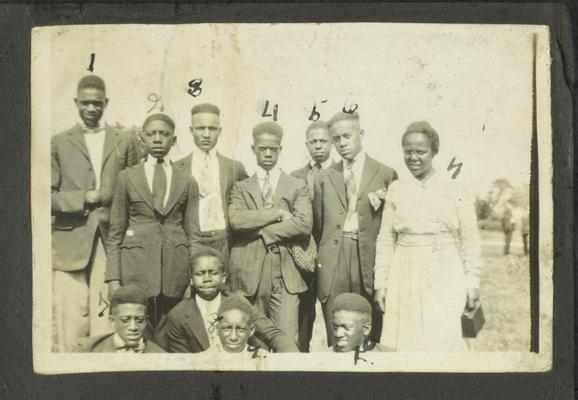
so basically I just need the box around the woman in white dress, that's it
[373,121,482,351]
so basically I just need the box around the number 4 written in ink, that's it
[262,100,279,121]
[447,157,463,179]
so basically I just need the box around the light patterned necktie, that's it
[152,158,167,214]
[198,152,213,197]
[344,161,357,217]
[262,171,274,208]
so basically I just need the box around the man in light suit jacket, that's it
[51,75,139,352]
[105,113,199,328]
[290,120,334,352]
[314,111,397,345]
[228,121,312,339]
[156,247,299,353]
[76,285,165,353]
[175,103,248,261]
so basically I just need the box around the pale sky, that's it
[36,23,549,195]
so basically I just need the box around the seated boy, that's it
[76,284,165,353]
[156,247,298,353]
[213,295,268,356]
[331,293,392,353]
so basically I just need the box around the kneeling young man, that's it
[157,247,298,353]
[331,292,392,353]
[76,284,164,353]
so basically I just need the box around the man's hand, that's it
[374,288,387,313]
[277,209,292,222]
[108,280,121,300]
[466,287,480,310]
[85,190,101,205]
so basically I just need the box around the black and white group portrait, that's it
[32,22,554,373]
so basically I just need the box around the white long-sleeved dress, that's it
[374,171,482,351]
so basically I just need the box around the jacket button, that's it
[333,239,338,245]
[336,225,341,230]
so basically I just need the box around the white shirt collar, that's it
[309,158,333,170]
[345,149,366,168]
[192,145,218,160]
[195,292,222,310]
[144,154,171,168]
[79,119,106,133]
[256,165,281,180]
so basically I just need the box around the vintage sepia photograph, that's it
[31,22,553,373]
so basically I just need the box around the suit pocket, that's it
[120,237,146,249]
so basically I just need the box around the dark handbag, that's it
[461,302,485,338]
[288,236,317,273]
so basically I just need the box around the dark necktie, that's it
[153,158,167,214]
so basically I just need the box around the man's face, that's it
[330,119,364,161]
[142,120,176,159]
[217,309,255,353]
[191,256,225,301]
[252,133,282,171]
[332,310,371,352]
[75,88,108,128]
[110,303,148,347]
[190,112,222,152]
[306,128,332,163]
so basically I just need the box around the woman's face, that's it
[403,132,435,180]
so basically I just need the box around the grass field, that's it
[308,229,531,352]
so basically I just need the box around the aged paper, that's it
[32,23,553,373]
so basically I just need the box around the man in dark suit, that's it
[228,121,312,340]
[76,285,165,353]
[51,75,139,351]
[314,111,397,345]
[105,113,199,328]
[290,120,334,352]
[175,103,248,261]
[157,247,299,353]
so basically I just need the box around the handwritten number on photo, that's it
[87,53,95,72]
[447,156,463,179]
[262,100,279,121]
[147,93,164,113]
[188,79,203,97]
[342,103,358,114]
[308,100,327,121]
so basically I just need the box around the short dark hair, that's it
[191,103,221,117]
[110,284,148,311]
[77,75,106,93]
[327,111,360,128]
[190,246,227,273]
[252,121,283,143]
[402,120,440,155]
[217,295,255,323]
[142,113,176,131]
[305,120,330,136]
[333,293,372,320]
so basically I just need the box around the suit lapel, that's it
[163,166,188,215]
[177,153,193,175]
[328,162,347,209]
[101,125,121,169]
[128,163,155,211]
[245,174,264,209]
[185,299,211,350]
[358,156,379,196]
[273,171,291,204]
[66,124,91,162]
[216,153,229,202]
